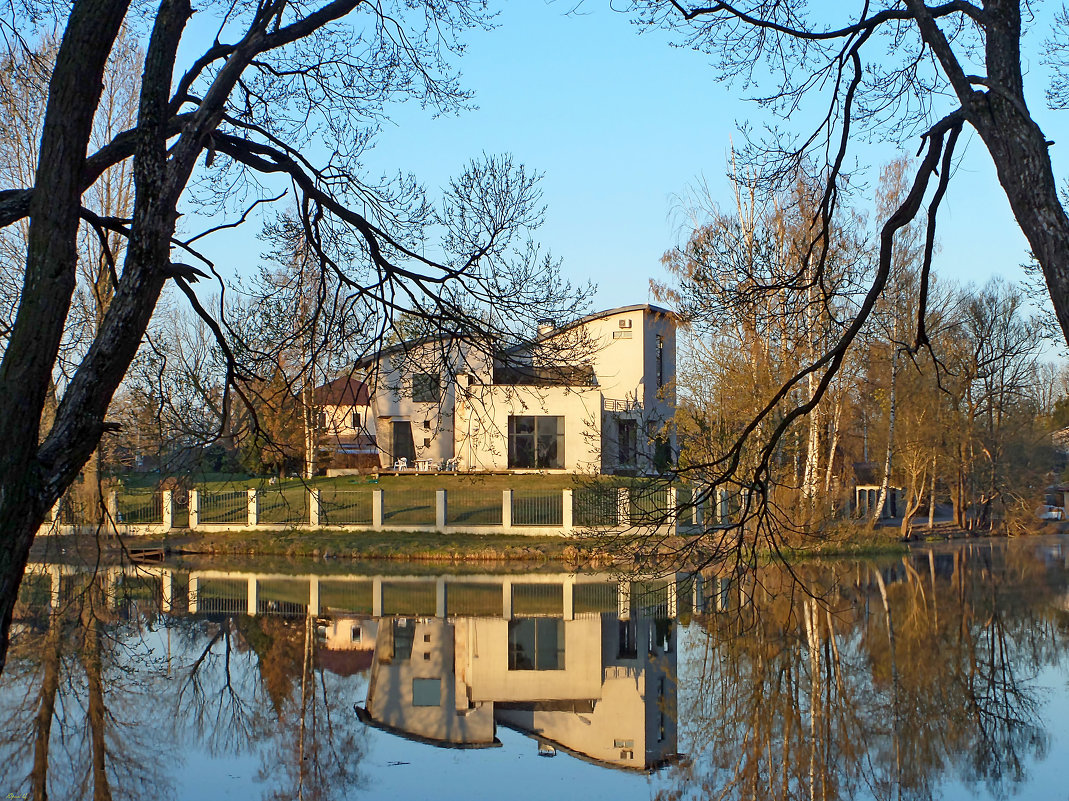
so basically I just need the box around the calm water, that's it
[4,537,1069,800]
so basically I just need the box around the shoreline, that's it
[28,523,990,568]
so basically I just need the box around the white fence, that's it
[38,484,737,538]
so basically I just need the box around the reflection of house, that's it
[359,612,678,770]
[352,305,677,474]
[317,616,378,676]
[314,376,377,469]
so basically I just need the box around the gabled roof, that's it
[314,376,370,406]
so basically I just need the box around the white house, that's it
[336,304,677,475]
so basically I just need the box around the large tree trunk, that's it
[0,0,131,675]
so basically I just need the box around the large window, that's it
[508,416,564,469]
[411,373,441,403]
[508,618,564,670]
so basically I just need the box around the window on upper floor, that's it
[657,335,665,388]
[411,373,440,403]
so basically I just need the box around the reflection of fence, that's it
[42,481,723,537]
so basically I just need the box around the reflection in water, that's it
[666,540,1069,801]
[357,611,677,770]
[3,538,1069,800]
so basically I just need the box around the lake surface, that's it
[4,537,1069,800]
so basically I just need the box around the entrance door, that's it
[391,421,416,463]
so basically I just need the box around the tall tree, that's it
[631,0,1069,533]
[0,1,588,673]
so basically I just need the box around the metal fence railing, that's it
[573,487,620,527]
[446,490,502,526]
[259,488,308,524]
[117,490,162,524]
[198,491,247,524]
[319,489,373,525]
[512,492,563,526]
[45,480,702,533]
[630,486,670,526]
[381,489,436,526]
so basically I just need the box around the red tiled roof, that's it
[314,376,370,406]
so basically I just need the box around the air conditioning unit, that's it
[619,319,632,329]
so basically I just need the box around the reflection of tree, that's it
[664,544,1067,801]
[256,615,366,801]
[172,612,366,801]
[173,618,270,754]
[2,573,169,801]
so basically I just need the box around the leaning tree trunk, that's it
[0,0,132,675]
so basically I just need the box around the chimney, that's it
[537,318,555,337]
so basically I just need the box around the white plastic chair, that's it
[393,457,408,471]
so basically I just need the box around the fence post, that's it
[309,488,321,527]
[691,573,704,614]
[188,575,199,613]
[436,489,447,530]
[308,576,320,616]
[436,577,447,617]
[718,489,729,524]
[372,577,383,617]
[162,490,174,529]
[667,578,678,618]
[247,488,259,527]
[107,490,119,524]
[502,578,513,619]
[563,578,575,621]
[247,577,258,616]
[667,487,678,535]
[372,489,383,528]
[616,487,629,527]
[502,489,513,530]
[692,487,703,529]
[188,490,200,529]
[617,581,630,620]
[562,489,573,533]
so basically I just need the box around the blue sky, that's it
[195,2,1058,316]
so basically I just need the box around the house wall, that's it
[367,345,489,467]
[320,402,375,441]
[454,385,602,472]
[359,306,676,474]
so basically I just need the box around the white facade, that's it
[355,304,677,475]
